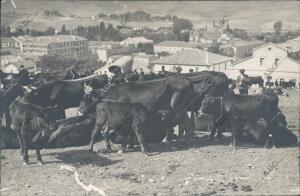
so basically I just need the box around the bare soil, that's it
[1,89,299,196]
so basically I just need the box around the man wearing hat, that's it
[237,69,248,94]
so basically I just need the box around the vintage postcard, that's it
[1,0,299,195]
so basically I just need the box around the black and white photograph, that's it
[0,0,299,195]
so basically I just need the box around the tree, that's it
[208,41,220,54]
[233,28,249,40]
[15,28,25,36]
[99,22,105,40]
[45,27,55,35]
[60,24,67,34]
[104,24,116,40]
[98,13,106,18]
[273,21,282,35]
[172,18,193,40]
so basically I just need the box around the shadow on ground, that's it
[44,150,122,167]
[126,133,299,155]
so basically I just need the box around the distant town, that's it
[1,9,300,84]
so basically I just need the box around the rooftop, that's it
[121,37,154,44]
[151,49,232,66]
[155,41,204,48]
[16,35,87,44]
[220,39,265,48]
[200,31,222,41]
[277,36,300,52]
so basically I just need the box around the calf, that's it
[200,93,279,148]
[194,114,215,135]
[9,98,59,165]
[89,101,170,154]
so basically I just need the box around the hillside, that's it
[1,0,300,31]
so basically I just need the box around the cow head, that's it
[199,95,222,118]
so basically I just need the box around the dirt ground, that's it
[1,89,299,196]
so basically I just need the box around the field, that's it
[1,0,300,31]
[1,89,299,196]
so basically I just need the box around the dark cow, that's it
[183,71,229,136]
[47,115,97,148]
[9,98,61,165]
[24,80,83,111]
[200,93,279,148]
[93,74,194,146]
[89,101,171,154]
[245,76,264,88]
[262,87,283,95]
[25,74,108,109]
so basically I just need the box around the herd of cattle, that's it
[0,69,298,165]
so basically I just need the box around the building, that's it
[150,49,233,73]
[132,53,158,72]
[88,41,120,54]
[277,37,300,58]
[225,43,300,83]
[96,42,131,62]
[121,37,154,47]
[198,31,222,44]
[1,37,20,48]
[220,39,265,59]
[121,37,154,53]
[87,41,99,54]
[16,35,88,57]
[154,41,208,54]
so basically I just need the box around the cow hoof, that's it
[229,143,237,150]
[143,152,150,156]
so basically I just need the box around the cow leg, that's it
[89,114,107,152]
[230,120,239,149]
[209,123,216,139]
[132,124,149,155]
[34,139,43,165]
[16,130,24,157]
[35,148,43,165]
[170,91,191,143]
[103,125,112,152]
[21,132,29,165]
[183,113,191,144]
[190,112,195,138]
[4,109,11,128]
[120,133,128,153]
[264,120,274,148]
[126,132,135,150]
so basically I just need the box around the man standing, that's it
[138,68,144,81]
[236,69,248,94]
[275,79,279,87]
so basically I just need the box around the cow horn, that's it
[62,74,100,84]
